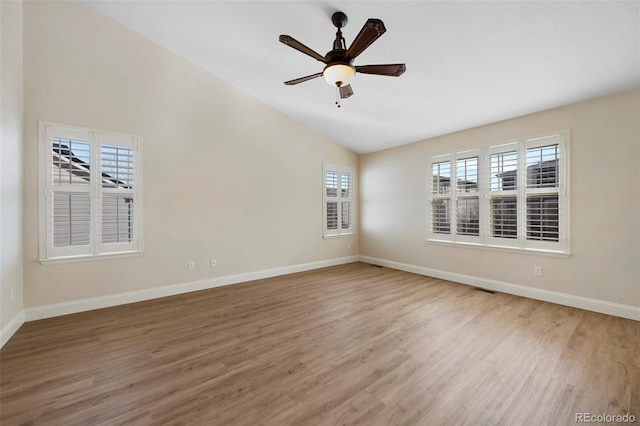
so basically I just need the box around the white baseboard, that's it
[1,310,25,349]
[24,256,360,322]
[359,256,640,321]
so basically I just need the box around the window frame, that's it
[487,142,520,249]
[427,150,482,245]
[38,121,143,264]
[427,130,570,255]
[323,164,355,238]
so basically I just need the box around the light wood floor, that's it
[1,263,638,425]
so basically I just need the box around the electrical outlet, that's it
[210,258,217,268]
[534,266,543,276]
[188,261,195,270]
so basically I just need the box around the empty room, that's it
[1,1,638,424]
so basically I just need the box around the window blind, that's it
[102,194,134,243]
[490,197,518,239]
[457,198,479,236]
[526,195,559,241]
[431,199,450,234]
[456,157,478,193]
[52,138,91,186]
[101,144,134,189]
[53,192,91,246]
[326,202,338,230]
[526,144,559,189]
[431,161,451,194]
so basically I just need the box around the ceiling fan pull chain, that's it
[335,86,341,108]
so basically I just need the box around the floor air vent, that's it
[473,287,496,294]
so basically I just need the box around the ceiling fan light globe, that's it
[323,64,355,86]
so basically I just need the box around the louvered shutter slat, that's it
[101,144,135,188]
[431,199,450,234]
[457,198,479,236]
[526,195,559,241]
[491,197,518,239]
[102,194,134,243]
[52,192,91,246]
[52,138,91,186]
[326,202,338,230]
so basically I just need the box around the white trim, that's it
[426,239,571,258]
[0,311,25,349]
[24,256,359,322]
[359,255,639,321]
[39,250,143,266]
[323,164,356,237]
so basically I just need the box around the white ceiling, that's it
[86,1,639,154]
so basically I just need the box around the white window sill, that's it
[323,233,357,239]
[39,251,143,266]
[426,239,571,258]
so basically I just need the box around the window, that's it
[455,155,479,238]
[429,151,481,244]
[427,131,569,254]
[323,164,355,237]
[39,122,143,262]
[488,143,519,246]
[430,159,451,234]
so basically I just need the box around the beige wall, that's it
[1,0,25,332]
[22,1,357,308]
[360,89,640,308]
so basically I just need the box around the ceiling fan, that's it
[279,11,406,106]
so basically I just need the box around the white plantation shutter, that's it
[455,154,479,239]
[326,202,339,230]
[53,192,91,247]
[51,138,92,247]
[524,135,563,249]
[325,171,339,230]
[526,195,559,241]
[40,122,143,261]
[323,165,354,236]
[488,144,519,246]
[341,173,353,230]
[52,138,91,186]
[429,157,452,238]
[100,143,136,252]
[428,152,481,243]
[101,194,134,244]
[490,197,518,239]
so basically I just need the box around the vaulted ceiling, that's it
[86,1,640,154]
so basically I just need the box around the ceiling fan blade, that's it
[347,19,386,59]
[283,72,323,86]
[339,84,354,99]
[355,64,406,77]
[279,35,328,64]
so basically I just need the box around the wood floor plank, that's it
[1,262,638,425]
